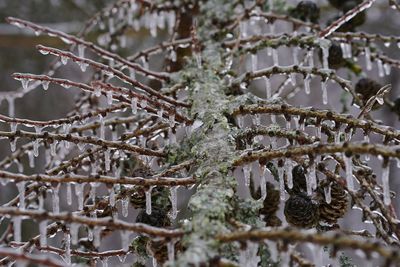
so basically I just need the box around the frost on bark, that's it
[1,0,400,266]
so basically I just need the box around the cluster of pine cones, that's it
[252,164,349,229]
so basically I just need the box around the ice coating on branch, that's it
[382,162,391,205]
[170,186,178,219]
[39,220,47,247]
[344,154,354,191]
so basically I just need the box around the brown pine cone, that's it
[289,165,307,195]
[355,78,382,107]
[284,193,320,228]
[317,180,349,224]
[251,179,282,226]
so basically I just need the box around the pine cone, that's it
[289,1,320,23]
[355,78,382,107]
[288,165,307,195]
[136,207,170,227]
[251,179,282,226]
[317,180,349,224]
[284,193,320,228]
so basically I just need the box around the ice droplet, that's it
[121,196,129,217]
[42,80,50,91]
[243,164,251,187]
[39,220,47,247]
[170,186,178,219]
[344,154,354,191]
[145,186,154,215]
[382,161,391,205]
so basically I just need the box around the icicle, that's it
[42,80,50,90]
[365,47,372,71]
[377,59,385,77]
[17,181,26,210]
[64,232,71,265]
[382,161,391,205]
[121,196,129,217]
[169,113,176,127]
[109,186,116,207]
[145,186,154,215]
[131,97,138,114]
[243,164,251,187]
[278,164,285,200]
[102,258,109,267]
[141,56,149,69]
[93,227,101,248]
[251,54,258,72]
[28,150,35,168]
[61,56,68,65]
[170,186,178,219]
[285,160,293,189]
[13,216,22,242]
[239,241,260,267]
[264,76,271,99]
[292,47,299,65]
[10,138,17,152]
[304,74,311,95]
[167,240,175,262]
[38,193,44,211]
[170,49,177,62]
[33,139,39,157]
[78,44,85,58]
[344,154,354,191]
[52,183,60,213]
[89,182,97,204]
[309,162,317,190]
[384,63,391,76]
[66,183,72,206]
[106,91,113,105]
[121,230,130,251]
[289,73,296,86]
[237,115,244,128]
[321,44,330,69]
[260,169,267,200]
[39,220,47,247]
[75,183,84,210]
[99,114,105,140]
[321,79,328,105]
[104,149,111,172]
[272,48,279,66]
[324,183,332,204]
[20,78,29,90]
[307,50,314,67]
[70,223,79,245]
[50,141,57,156]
